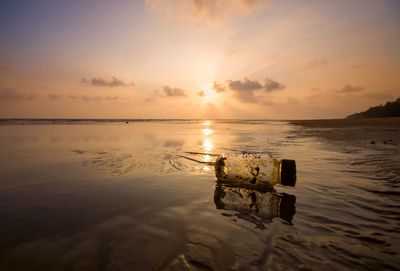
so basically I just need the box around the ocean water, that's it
[0,120,399,270]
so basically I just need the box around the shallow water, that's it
[0,120,399,270]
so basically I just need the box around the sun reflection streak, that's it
[202,127,213,136]
[201,120,215,165]
[203,139,213,152]
[202,120,212,126]
[203,154,212,162]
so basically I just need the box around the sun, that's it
[200,85,218,103]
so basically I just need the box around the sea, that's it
[0,119,399,270]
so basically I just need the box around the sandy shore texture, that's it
[289,117,400,128]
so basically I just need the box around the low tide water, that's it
[0,120,399,270]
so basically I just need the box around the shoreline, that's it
[289,117,400,128]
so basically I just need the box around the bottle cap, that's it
[280,159,296,186]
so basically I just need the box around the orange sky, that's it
[0,0,399,119]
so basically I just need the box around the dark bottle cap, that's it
[279,193,296,224]
[280,159,296,186]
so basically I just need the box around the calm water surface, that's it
[0,120,399,270]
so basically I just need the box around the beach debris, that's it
[175,151,296,189]
[215,153,296,189]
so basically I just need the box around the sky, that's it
[0,0,399,119]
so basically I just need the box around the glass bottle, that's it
[215,153,296,189]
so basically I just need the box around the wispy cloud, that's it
[81,77,133,87]
[144,85,188,103]
[0,88,35,101]
[48,93,120,101]
[338,84,364,93]
[197,90,206,97]
[48,94,63,100]
[145,0,262,25]
[80,95,119,101]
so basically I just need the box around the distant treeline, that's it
[347,97,400,119]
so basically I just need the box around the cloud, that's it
[48,93,120,101]
[81,77,133,87]
[213,81,226,93]
[233,90,258,103]
[228,78,263,91]
[227,78,263,103]
[48,94,63,100]
[302,59,329,70]
[80,95,119,101]
[338,84,364,93]
[0,88,35,101]
[143,95,157,104]
[197,90,206,97]
[144,85,188,103]
[162,86,187,97]
[224,77,286,103]
[145,0,261,25]
[264,78,285,92]
[67,94,79,100]
[227,78,285,93]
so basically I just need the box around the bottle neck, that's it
[271,159,282,186]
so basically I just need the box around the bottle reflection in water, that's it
[214,184,296,225]
[215,154,296,190]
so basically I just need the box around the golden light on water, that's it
[202,127,213,136]
[203,154,212,162]
[202,120,213,152]
[201,120,214,168]
[202,120,212,126]
[203,139,213,152]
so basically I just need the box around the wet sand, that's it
[0,120,399,270]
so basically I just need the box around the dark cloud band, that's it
[81,77,133,87]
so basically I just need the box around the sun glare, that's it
[203,139,213,152]
[202,127,213,136]
[200,85,218,103]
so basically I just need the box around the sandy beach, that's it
[0,120,399,270]
[290,117,400,128]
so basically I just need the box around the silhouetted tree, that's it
[347,97,400,118]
